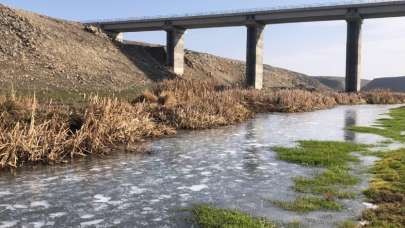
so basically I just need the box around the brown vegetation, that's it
[1,79,405,170]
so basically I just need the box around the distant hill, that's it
[0,3,328,95]
[363,76,405,92]
[313,76,371,91]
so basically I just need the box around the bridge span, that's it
[87,1,405,91]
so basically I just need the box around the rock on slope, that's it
[363,76,405,92]
[0,4,327,94]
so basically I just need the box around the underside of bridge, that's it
[95,1,405,92]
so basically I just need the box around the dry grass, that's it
[0,95,173,169]
[2,79,405,170]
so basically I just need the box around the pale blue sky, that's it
[2,0,405,79]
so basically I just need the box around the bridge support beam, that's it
[345,12,363,92]
[106,31,124,42]
[166,28,185,75]
[246,24,265,90]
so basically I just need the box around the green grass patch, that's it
[349,106,405,142]
[272,196,342,213]
[294,166,359,199]
[271,141,369,212]
[189,204,276,228]
[338,220,358,228]
[272,141,368,167]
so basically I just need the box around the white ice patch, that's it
[178,184,208,192]
[200,178,210,183]
[31,221,45,228]
[0,205,14,211]
[80,214,95,219]
[42,176,59,182]
[49,212,66,219]
[189,184,208,192]
[363,202,378,210]
[13,204,28,209]
[130,186,147,195]
[30,201,50,209]
[201,171,212,176]
[80,219,104,227]
[0,221,18,228]
[93,194,111,203]
[0,191,12,197]
[180,168,191,174]
[179,193,191,201]
[89,168,101,172]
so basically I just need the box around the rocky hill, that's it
[313,76,371,91]
[0,4,327,96]
[363,76,405,92]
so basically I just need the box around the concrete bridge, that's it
[87,0,405,91]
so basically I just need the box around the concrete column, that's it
[166,28,185,75]
[106,31,124,42]
[345,12,363,92]
[246,24,265,90]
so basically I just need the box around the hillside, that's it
[313,76,371,91]
[363,76,405,92]
[0,4,327,96]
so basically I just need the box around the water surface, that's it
[0,105,397,228]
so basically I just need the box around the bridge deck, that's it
[88,1,405,32]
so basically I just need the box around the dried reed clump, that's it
[361,89,405,104]
[0,95,174,169]
[3,79,405,170]
[144,79,254,129]
[75,97,174,153]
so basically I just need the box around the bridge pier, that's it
[166,28,185,75]
[345,12,363,92]
[246,23,265,90]
[106,31,124,42]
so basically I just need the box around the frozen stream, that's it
[0,105,398,228]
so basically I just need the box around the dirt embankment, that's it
[0,4,328,95]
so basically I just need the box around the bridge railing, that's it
[84,0,399,24]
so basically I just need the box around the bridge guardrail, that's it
[83,0,400,24]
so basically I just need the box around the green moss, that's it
[190,204,275,228]
[294,166,359,199]
[338,220,358,228]
[271,141,369,212]
[272,141,368,167]
[272,197,342,213]
[284,220,303,228]
[349,107,405,142]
